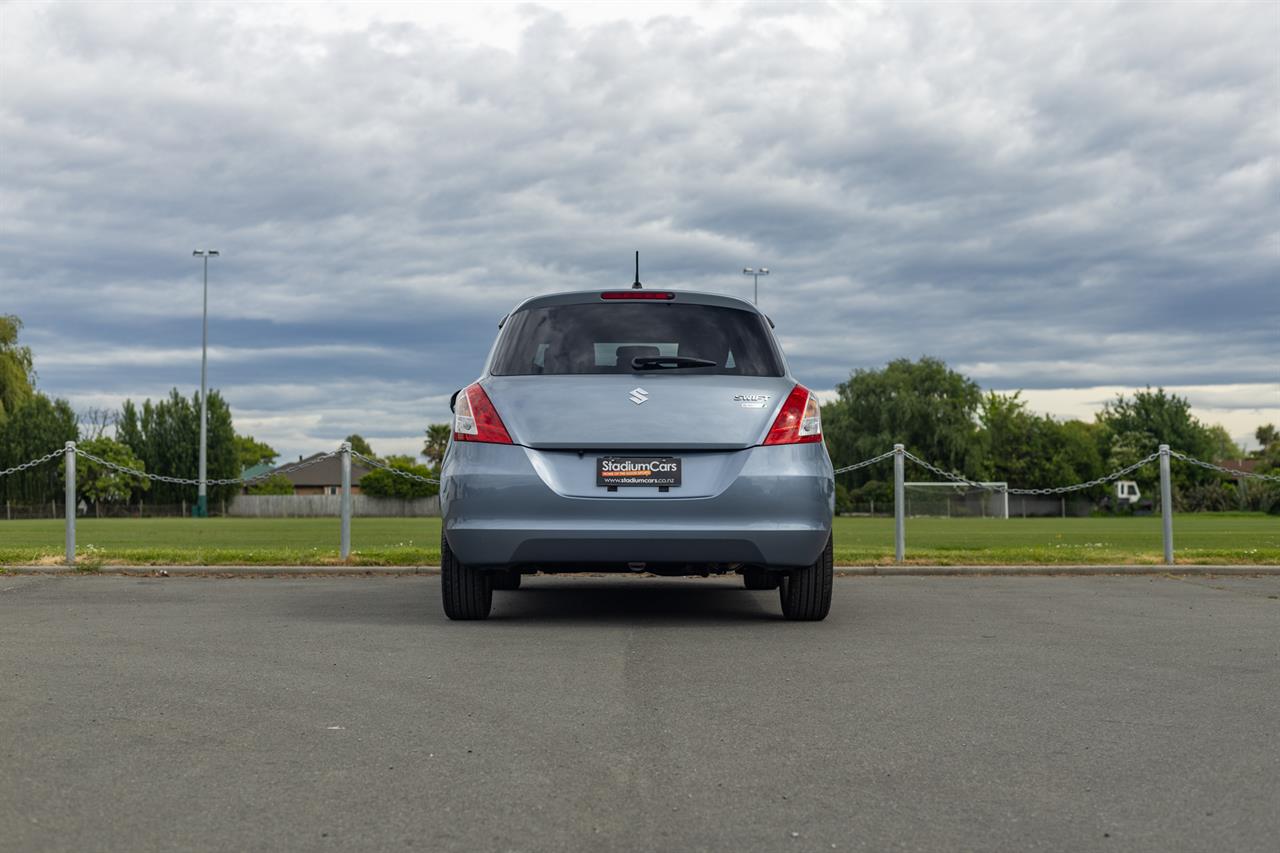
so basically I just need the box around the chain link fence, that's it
[0,440,1275,566]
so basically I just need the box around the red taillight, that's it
[453,383,513,444]
[600,291,675,300]
[762,385,823,445]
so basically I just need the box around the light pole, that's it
[742,267,769,304]
[192,249,219,517]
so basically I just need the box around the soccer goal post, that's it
[902,482,1010,519]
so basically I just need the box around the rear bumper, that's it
[441,442,833,567]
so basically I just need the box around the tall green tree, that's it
[345,434,375,458]
[977,392,1104,490]
[1247,425,1280,515]
[0,394,78,504]
[1255,424,1278,453]
[1096,388,1214,493]
[235,434,278,471]
[1050,420,1105,489]
[977,391,1038,485]
[822,357,984,485]
[1203,425,1242,462]
[1097,388,1212,457]
[116,389,238,505]
[1090,384,1218,499]
[422,424,451,466]
[0,314,36,420]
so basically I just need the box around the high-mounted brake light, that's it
[763,385,823,445]
[600,291,675,300]
[453,383,513,444]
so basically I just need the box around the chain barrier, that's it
[73,447,202,485]
[0,448,66,479]
[10,440,1266,570]
[350,450,440,484]
[1168,451,1280,483]
[899,449,1165,496]
[833,449,897,475]
[5,445,1273,493]
[71,447,340,486]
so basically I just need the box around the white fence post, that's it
[64,441,76,566]
[339,442,352,561]
[894,444,905,563]
[1159,444,1174,565]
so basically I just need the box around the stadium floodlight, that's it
[192,249,220,518]
[741,266,769,304]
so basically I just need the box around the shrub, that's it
[359,460,438,499]
[247,473,295,496]
[1175,481,1237,512]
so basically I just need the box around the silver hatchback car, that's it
[439,287,834,620]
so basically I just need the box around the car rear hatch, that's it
[484,374,794,451]
[480,293,797,497]
[485,374,797,499]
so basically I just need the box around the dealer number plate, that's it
[596,456,682,488]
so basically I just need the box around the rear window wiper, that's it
[631,355,717,370]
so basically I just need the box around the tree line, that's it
[1,314,458,508]
[3,315,1276,512]
[822,357,1279,513]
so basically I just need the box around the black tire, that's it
[743,568,779,590]
[490,571,522,591]
[441,533,492,620]
[779,535,833,621]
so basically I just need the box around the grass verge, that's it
[1,514,1276,567]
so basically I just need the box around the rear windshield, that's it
[490,302,784,376]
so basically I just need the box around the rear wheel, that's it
[441,533,492,620]
[491,571,522,591]
[743,568,779,590]
[779,535,832,621]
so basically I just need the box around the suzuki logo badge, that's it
[629,387,649,405]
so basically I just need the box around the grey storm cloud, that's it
[1,1,1277,458]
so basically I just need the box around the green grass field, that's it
[1,514,1276,567]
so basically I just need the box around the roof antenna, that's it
[632,250,642,289]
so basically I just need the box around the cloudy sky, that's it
[2,0,1277,461]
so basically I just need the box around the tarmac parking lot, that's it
[2,573,1278,853]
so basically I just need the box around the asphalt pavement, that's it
[2,574,1277,853]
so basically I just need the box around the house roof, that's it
[1215,458,1260,475]
[240,462,275,481]
[273,453,372,487]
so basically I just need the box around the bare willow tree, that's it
[78,407,117,441]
